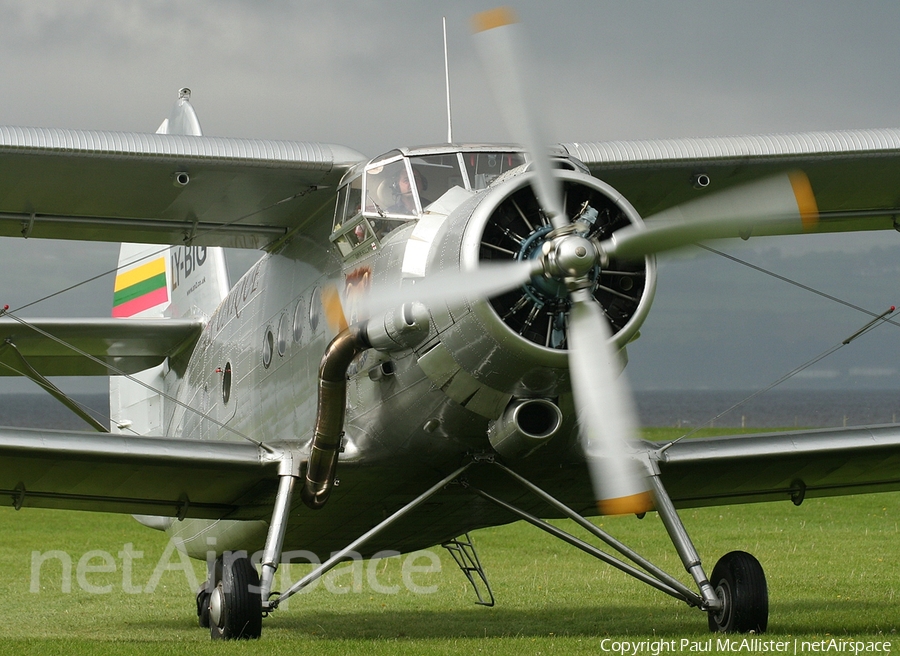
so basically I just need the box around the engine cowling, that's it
[423,169,656,401]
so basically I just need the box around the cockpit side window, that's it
[464,152,526,190]
[333,184,349,227]
[331,173,374,257]
[365,160,414,217]
[346,175,363,221]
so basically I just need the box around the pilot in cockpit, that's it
[387,167,431,215]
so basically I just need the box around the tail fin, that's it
[109,243,229,435]
[111,243,230,321]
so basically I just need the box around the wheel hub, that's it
[209,584,225,627]
[712,580,733,627]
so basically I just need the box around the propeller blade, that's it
[567,288,653,515]
[472,7,566,228]
[362,260,537,319]
[602,171,819,260]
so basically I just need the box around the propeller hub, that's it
[546,234,598,279]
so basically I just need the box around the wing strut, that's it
[266,462,474,610]
[0,339,108,432]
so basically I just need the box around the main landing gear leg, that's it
[469,458,767,634]
[204,458,300,640]
[268,462,474,610]
[259,471,299,609]
[646,474,721,611]
[647,472,768,633]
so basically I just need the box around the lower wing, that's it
[658,424,900,507]
[0,427,279,520]
[2,423,899,523]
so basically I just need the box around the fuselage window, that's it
[292,298,305,343]
[277,313,289,357]
[222,362,232,404]
[309,287,321,333]
[262,327,274,368]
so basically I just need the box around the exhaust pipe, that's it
[302,303,430,509]
[301,324,370,509]
[488,398,563,459]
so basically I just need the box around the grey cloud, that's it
[3,0,900,393]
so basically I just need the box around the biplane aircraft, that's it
[2,7,900,640]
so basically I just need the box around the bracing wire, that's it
[0,307,276,452]
[668,306,895,444]
[699,244,900,329]
[663,244,898,446]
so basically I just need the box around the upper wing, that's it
[563,128,900,232]
[658,424,900,507]
[0,426,280,519]
[0,127,366,249]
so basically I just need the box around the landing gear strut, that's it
[464,457,769,634]
[198,454,768,638]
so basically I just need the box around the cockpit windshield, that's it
[331,148,525,258]
[464,152,525,189]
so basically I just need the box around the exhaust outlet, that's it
[488,398,563,459]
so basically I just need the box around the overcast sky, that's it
[2,1,900,394]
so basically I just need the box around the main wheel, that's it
[209,553,262,640]
[707,551,768,633]
[196,582,211,628]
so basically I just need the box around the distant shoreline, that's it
[2,389,899,432]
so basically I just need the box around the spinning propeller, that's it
[351,8,819,516]
[468,7,818,515]
[472,6,652,513]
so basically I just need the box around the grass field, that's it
[0,429,897,655]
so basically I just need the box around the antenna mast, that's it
[443,17,453,143]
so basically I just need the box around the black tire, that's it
[196,582,211,628]
[209,553,262,640]
[707,551,768,633]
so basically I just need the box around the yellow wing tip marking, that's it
[472,6,518,33]
[789,171,819,231]
[597,491,654,516]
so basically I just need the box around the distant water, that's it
[635,389,900,429]
[0,393,110,430]
[1,390,899,431]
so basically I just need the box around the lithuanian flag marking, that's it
[112,258,168,317]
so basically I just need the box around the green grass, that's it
[0,428,897,654]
